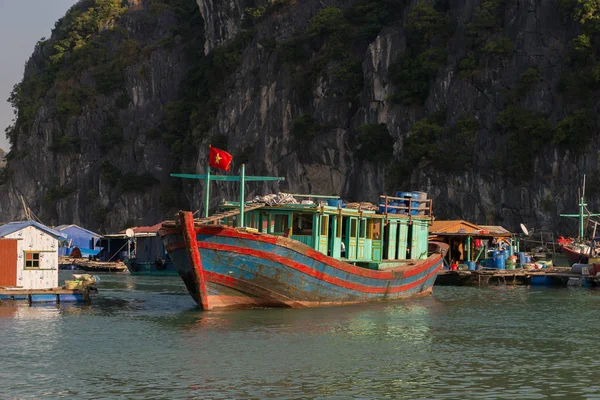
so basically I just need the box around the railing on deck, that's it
[379,195,433,217]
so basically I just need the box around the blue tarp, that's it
[65,247,102,257]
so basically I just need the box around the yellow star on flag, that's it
[214,153,222,164]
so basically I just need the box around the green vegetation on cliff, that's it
[7,0,129,148]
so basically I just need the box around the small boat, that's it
[561,241,591,265]
[158,150,448,310]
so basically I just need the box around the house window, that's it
[25,252,40,268]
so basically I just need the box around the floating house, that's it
[0,221,65,290]
[55,224,103,258]
[115,224,175,275]
[429,220,515,269]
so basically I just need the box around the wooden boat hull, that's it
[159,213,447,310]
[561,244,589,266]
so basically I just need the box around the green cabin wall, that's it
[222,205,431,267]
[386,220,398,259]
[371,219,383,262]
[331,215,341,258]
[346,217,358,260]
[397,221,409,259]
[318,215,329,255]
[411,220,429,259]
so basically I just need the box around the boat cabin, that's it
[216,194,434,269]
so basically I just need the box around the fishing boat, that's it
[158,147,448,310]
[559,176,600,266]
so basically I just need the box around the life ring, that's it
[155,257,166,270]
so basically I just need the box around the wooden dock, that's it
[0,287,94,303]
[435,267,600,287]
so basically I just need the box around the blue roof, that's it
[0,221,67,239]
[54,224,102,238]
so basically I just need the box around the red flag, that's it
[208,145,233,171]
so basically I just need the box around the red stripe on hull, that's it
[168,240,442,294]
[180,212,210,310]
[561,245,588,265]
[161,225,442,280]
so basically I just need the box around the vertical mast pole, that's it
[580,175,586,240]
[239,164,246,227]
[204,166,211,218]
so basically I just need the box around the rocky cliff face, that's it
[1,0,598,237]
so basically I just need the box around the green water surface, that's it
[1,271,599,399]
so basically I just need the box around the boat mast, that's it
[560,174,600,241]
[172,165,284,228]
[580,175,586,240]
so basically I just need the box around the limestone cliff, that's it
[1,0,598,238]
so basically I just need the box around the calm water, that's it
[2,272,600,400]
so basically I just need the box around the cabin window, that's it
[359,220,366,238]
[24,252,40,269]
[223,216,236,227]
[336,216,342,238]
[292,213,313,235]
[247,213,258,229]
[273,215,289,234]
[321,216,329,236]
[373,220,382,240]
[367,220,374,239]
[350,219,357,238]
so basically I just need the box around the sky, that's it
[0,0,79,152]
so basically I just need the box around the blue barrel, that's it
[327,199,343,207]
[485,257,494,268]
[396,192,417,215]
[467,261,477,271]
[395,191,413,198]
[390,201,402,214]
[494,252,506,269]
[517,252,527,265]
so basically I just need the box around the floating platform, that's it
[435,267,600,287]
[59,256,128,272]
[0,287,95,303]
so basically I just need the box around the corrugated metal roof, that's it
[430,220,482,234]
[120,223,163,234]
[478,225,513,235]
[0,221,66,239]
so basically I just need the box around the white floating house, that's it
[0,221,66,290]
